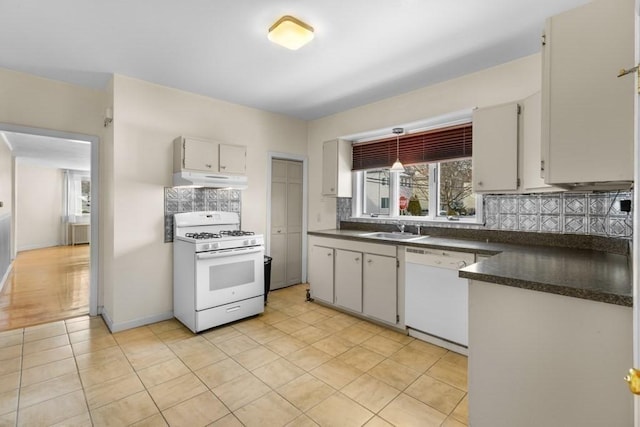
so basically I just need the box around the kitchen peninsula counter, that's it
[307,229,632,307]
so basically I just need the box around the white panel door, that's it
[286,161,303,285]
[269,159,303,290]
[270,160,287,289]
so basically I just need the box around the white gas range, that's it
[173,211,265,333]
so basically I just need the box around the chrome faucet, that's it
[397,222,405,233]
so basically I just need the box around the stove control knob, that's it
[212,243,219,249]
[243,240,249,246]
[251,239,257,245]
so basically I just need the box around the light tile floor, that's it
[0,284,468,426]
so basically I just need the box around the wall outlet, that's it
[620,199,631,212]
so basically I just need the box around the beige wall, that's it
[104,75,307,330]
[0,137,10,218]
[0,52,542,330]
[307,53,542,231]
[15,162,64,251]
[0,67,106,309]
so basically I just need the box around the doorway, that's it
[0,123,99,328]
[267,154,307,290]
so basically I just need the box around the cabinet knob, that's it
[205,164,212,169]
[458,261,467,268]
[477,181,483,186]
[355,257,360,262]
[327,252,332,256]
[367,259,373,263]
[220,165,226,170]
[330,187,335,192]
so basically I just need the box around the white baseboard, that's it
[407,327,468,356]
[17,242,62,252]
[0,261,13,294]
[101,310,174,333]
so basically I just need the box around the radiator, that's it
[70,223,90,245]
[0,214,11,290]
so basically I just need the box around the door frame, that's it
[266,152,308,283]
[633,4,639,425]
[0,123,99,317]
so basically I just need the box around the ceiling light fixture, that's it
[390,127,405,173]
[268,15,314,50]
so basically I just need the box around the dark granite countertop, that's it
[308,229,632,307]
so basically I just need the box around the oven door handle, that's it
[196,247,264,260]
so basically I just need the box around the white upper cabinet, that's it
[322,139,352,197]
[175,136,218,173]
[219,143,246,175]
[521,92,562,192]
[472,102,519,192]
[541,0,635,187]
[174,136,246,174]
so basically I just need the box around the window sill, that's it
[348,216,485,227]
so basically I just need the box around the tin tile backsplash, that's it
[483,192,632,237]
[164,188,242,242]
[339,190,632,239]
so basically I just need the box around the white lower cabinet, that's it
[363,254,397,324]
[335,249,363,312]
[308,236,398,326]
[308,244,334,303]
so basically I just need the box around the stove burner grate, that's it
[220,230,255,237]
[185,232,221,240]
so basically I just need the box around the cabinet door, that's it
[322,139,352,197]
[335,249,362,312]
[219,144,246,174]
[286,162,303,285]
[542,0,634,185]
[322,140,338,196]
[309,245,334,303]
[183,138,218,172]
[472,103,519,192]
[522,92,560,192]
[363,254,397,324]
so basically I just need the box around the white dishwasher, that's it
[405,247,475,348]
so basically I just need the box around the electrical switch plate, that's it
[620,200,631,212]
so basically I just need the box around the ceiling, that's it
[1,132,90,171]
[0,0,592,169]
[0,0,590,121]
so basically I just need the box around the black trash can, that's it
[264,256,272,303]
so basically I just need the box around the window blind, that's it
[351,122,472,171]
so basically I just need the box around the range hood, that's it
[172,171,248,189]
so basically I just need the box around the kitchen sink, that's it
[361,232,424,241]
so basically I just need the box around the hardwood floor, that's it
[0,245,89,330]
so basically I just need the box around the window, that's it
[351,120,481,222]
[363,170,390,215]
[437,158,474,216]
[65,170,90,221]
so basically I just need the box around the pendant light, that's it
[390,127,405,172]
